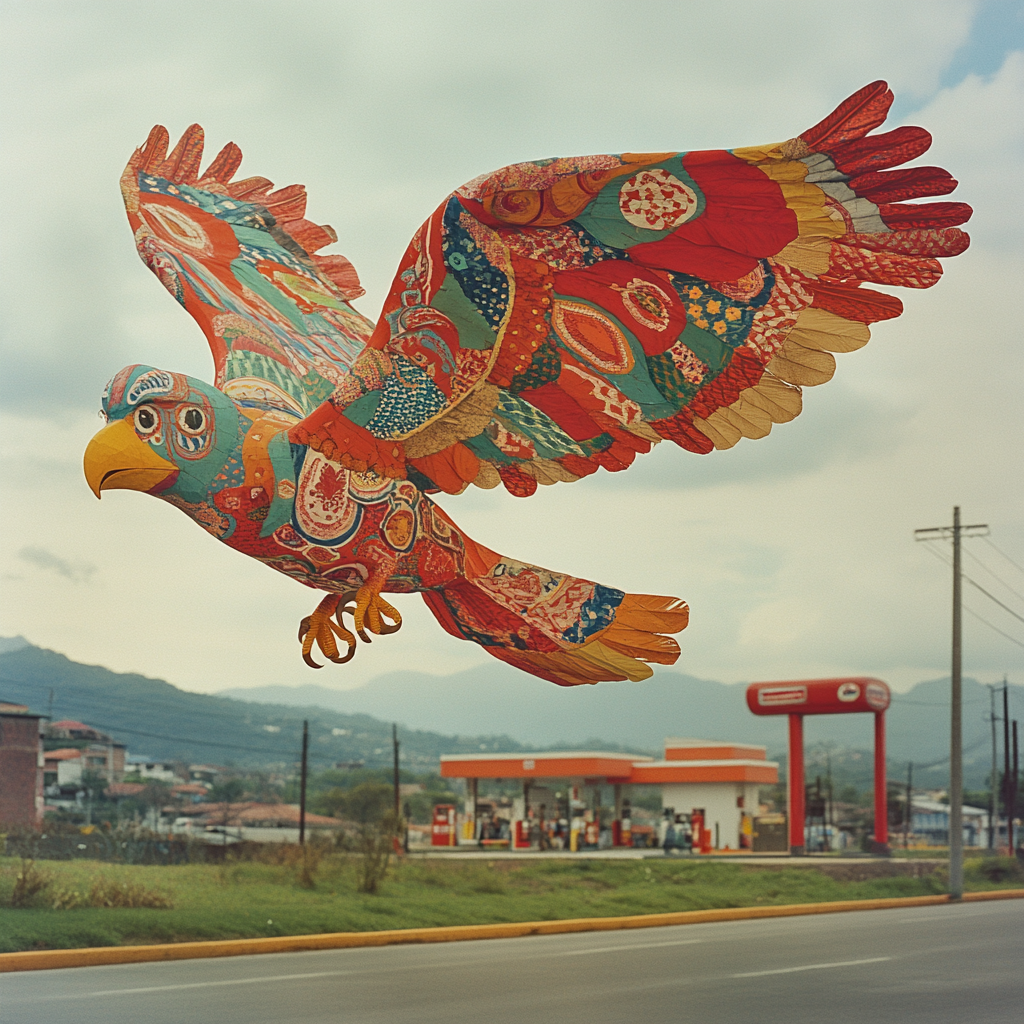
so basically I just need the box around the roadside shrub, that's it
[353,811,401,894]
[86,876,173,909]
[224,837,331,888]
[296,840,328,890]
[970,856,1023,884]
[9,859,53,907]
[51,887,86,910]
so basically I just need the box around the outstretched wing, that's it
[122,126,372,418]
[292,81,970,495]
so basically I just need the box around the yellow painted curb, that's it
[2,888,1021,973]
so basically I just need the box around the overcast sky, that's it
[1,0,1021,699]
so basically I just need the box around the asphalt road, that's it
[3,900,1022,1024]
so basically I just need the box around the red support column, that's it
[788,714,805,855]
[874,711,888,850]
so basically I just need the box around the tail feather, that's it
[422,558,688,686]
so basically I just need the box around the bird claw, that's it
[297,588,401,668]
[352,584,402,640]
[298,595,356,669]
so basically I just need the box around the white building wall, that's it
[56,758,83,786]
[661,782,749,849]
[132,763,179,782]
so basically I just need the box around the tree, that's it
[207,777,248,841]
[341,783,393,824]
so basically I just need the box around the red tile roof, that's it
[197,802,343,827]
[105,782,147,798]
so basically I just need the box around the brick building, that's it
[0,701,46,826]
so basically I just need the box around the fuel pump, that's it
[431,804,456,847]
[691,808,712,854]
[620,799,632,847]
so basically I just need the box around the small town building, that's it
[125,757,184,783]
[633,739,778,850]
[44,748,84,787]
[440,739,778,851]
[0,701,46,826]
[45,719,125,783]
[172,801,344,843]
[910,798,988,847]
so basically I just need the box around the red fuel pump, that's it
[431,804,456,847]
[513,819,532,849]
[691,808,712,854]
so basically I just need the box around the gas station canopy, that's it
[440,742,777,786]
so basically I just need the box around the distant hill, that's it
[220,668,1024,790]
[2,639,1018,789]
[0,643,542,771]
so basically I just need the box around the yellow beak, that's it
[84,418,178,499]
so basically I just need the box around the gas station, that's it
[438,740,778,852]
[434,676,893,855]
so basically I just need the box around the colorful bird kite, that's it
[84,82,970,686]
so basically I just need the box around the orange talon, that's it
[298,594,349,668]
[298,590,401,669]
[352,583,402,639]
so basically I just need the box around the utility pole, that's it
[915,507,988,900]
[989,685,999,850]
[1011,717,1019,855]
[393,723,400,821]
[824,746,834,852]
[299,719,309,846]
[904,763,913,849]
[1003,682,1012,853]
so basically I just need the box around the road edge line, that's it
[3,888,1022,972]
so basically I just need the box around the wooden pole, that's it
[990,686,998,850]
[1011,719,1018,854]
[1004,682,1012,852]
[904,762,913,849]
[392,723,400,821]
[299,719,309,846]
[950,506,963,898]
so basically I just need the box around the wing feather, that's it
[288,82,970,486]
[123,125,370,418]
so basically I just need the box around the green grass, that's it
[1,854,1020,953]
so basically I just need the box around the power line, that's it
[921,540,1024,621]
[891,696,985,707]
[983,537,1024,576]
[93,724,334,762]
[0,682,413,745]
[964,546,1024,605]
[963,575,1024,625]
[919,542,1024,642]
[963,605,1024,650]
[916,733,990,772]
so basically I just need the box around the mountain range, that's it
[0,639,530,771]
[219,666,1022,789]
[1,636,1019,789]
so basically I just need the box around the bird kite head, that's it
[84,365,243,503]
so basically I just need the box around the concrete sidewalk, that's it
[406,847,938,865]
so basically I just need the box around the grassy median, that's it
[1,853,1020,953]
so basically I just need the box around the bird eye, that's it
[134,406,159,434]
[177,406,206,434]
